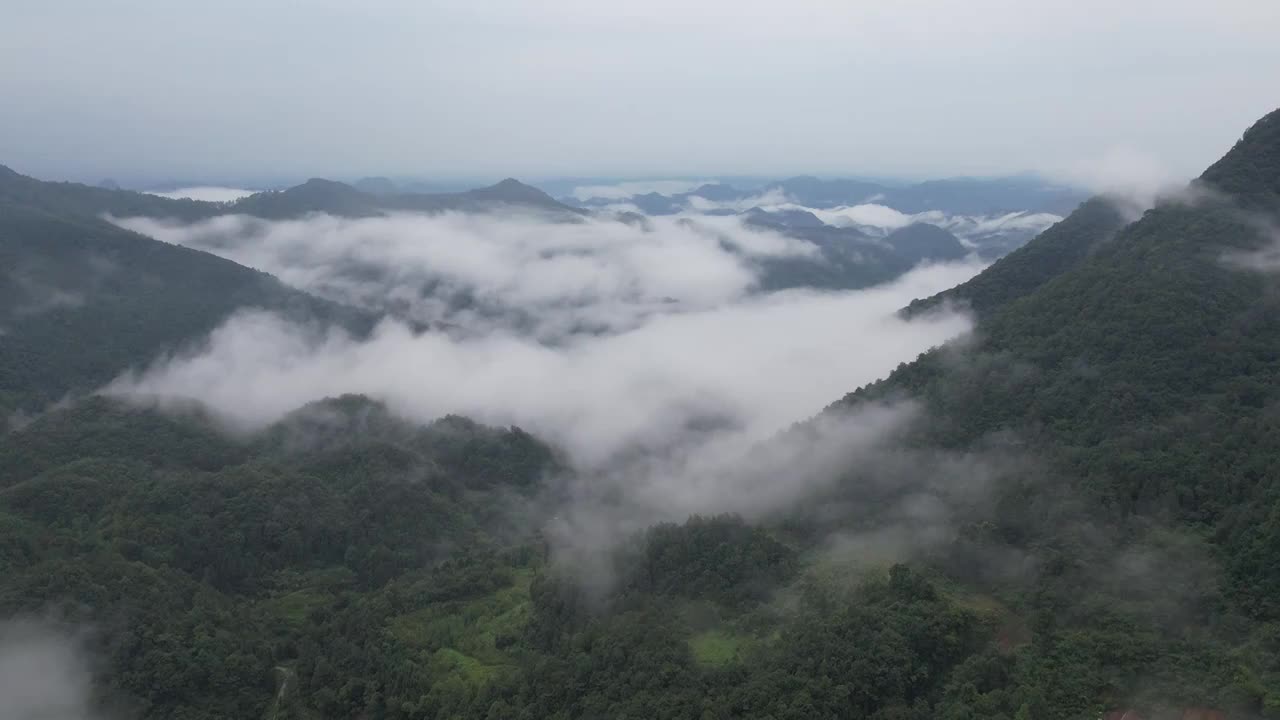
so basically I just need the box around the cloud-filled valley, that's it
[108,207,982,443]
[104,205,984,530]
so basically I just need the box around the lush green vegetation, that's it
[836,108,1280,716]
[0,396,987,720]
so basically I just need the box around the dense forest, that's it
[2,109,1280,719]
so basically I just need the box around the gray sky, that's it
[2,0,1277,185]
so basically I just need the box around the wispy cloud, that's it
[0,618,98,720]
[107,261,978,468]
[114,211,818,338]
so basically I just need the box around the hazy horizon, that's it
[3,1,1276,191]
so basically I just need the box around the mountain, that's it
[200,176,584,220]
[882,175,1086,216]
[353,176,399,195]
[0,186,374,420]
[762,175,1086,216]
[689,182,749,202]
[627,191,683,214]
[0,165,583,223]
[0,395,562,719]
[740,212,970,291]
[904,196,1127,317]
[742,206,826,230]
[766,175,886,207]
[0,170,584,379]
[567,173,1086,225]
[829,108,1280,716]
[0,163,223,221]
[883,222,969,262]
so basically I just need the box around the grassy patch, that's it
[429,647,504,685]
[689,629,746,666]
[945,589,1030,655]
[386,567,534,684]
[264,590,330,628]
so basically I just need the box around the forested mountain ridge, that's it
[0,164,585,421]
[0,164,583,222]
[830,108,1280,716]
[221,176,585,220]
[0,395,998,720]
[739,209,972,291]
[0,197,375,420]
[903,196,1127,318]
[1200,109,1280,208]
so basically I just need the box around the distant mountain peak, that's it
[353,176,398,195]
[470,178,558,204]
[296,177,352,190]
[743,207,826,230]
[884,222,968,261]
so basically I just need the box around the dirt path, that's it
[266,665,296,720]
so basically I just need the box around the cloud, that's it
[767,201,1063,245]
[571,180,715,201]
[1221,215,1280,273]
[806,203,916,230]
[683,187,793,213]
[107,260,977,467]
[0,618,97,720]
[938,210,1064,245]
[113,211,818,338]
[1051,146,1184,215]
[6,254,117,319]
[145,187,256,203]
[10,280,84,317]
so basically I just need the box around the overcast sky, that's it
[2,0,1277,185]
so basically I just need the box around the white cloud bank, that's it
[145,186,257,203]
[107,261,978,469]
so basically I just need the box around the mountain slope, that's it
[829,108,1280,716]
[0,395,563,718]
[904,196,1127,317]
[0,163,221,221]
[741,213,970,291]
[0,200,371,419]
